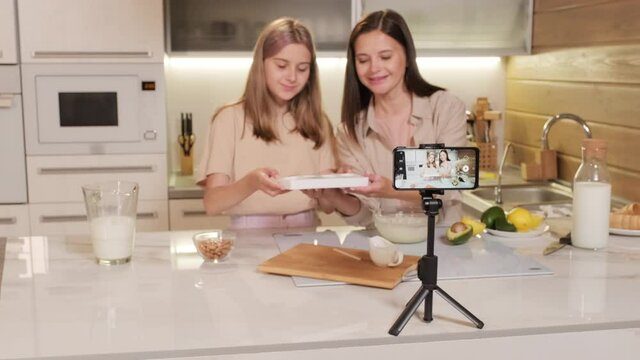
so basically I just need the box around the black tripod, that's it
[388,190,484,336]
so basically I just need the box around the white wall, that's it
[164,56,506,173]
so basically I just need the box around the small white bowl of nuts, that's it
[192,230,235,262]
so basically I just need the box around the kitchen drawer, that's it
[0,205,30,237]
[27,154,168,203]
[29,200,168,236]
[18,0,164,63]
[169,199,230,230]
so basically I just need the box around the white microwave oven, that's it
[22,63,166,155]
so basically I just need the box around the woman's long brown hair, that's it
[341,9,444,143]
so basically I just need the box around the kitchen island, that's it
[1,227,640,359]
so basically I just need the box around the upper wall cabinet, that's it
[18,0,165,63]
[166,0,353,53]
[360,0,532,55]
[167,0,531,56]
[0,0,18,64]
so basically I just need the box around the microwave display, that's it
[59,92,118,127]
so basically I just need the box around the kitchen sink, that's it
[471,184,572,205]
[463,183,573,213]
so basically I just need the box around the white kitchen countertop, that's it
[1,227,640,359]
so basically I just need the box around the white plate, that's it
[486,223,550,238]
[278,173,369,190]
[609,228,640,236]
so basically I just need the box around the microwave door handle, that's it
[31,51,153,59]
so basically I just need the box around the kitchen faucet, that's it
[541,113,592,150]
[495,142,514,204]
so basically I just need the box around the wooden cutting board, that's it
[258,243,420,289]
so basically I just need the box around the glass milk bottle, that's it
[571,139,611,249]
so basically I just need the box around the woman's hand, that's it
[349,172,394,198]
[248,167,288,197]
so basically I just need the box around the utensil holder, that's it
[477,142,497,170]
[180,152,193,176]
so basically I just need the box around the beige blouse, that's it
[336,90,467,226]
[196,103,336,215]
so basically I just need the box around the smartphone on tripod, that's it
[392,146,480,190]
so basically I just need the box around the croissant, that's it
[609,202,640,230]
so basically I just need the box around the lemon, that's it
[507,207,534,232]
[461,216,486,236]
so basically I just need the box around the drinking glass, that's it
[82,181,139,265]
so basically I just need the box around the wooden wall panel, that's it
[534,1,640,48]
[507,44,640,83]
[506,80,640,129]
[505,111,640,172]
[510,144,640,202]
[535,0,615,12]
[505,0,640,201]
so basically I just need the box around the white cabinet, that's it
[360,0,532,55]
[0,205,29,237]
[0,0,18,64]
[26,154,168,203]
[169,199,230,231]
[18,0,164,63]
[29,200,168,236]
[25,154,169,235]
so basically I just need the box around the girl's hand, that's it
[249,168,288,197]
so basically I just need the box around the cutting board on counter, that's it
[258,243,420,289]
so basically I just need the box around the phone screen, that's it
[393,147,480,190]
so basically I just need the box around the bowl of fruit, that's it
[481,206,547,238]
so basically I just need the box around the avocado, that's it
[446,222,473,245]
[481,206,506,230]
[494,217,517,232]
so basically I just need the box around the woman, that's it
[312,9,467,226]
[196,18,336,229]
[437,149,454,177]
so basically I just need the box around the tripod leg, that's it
[424,288,433,322]
[435,286,484,329]
[388,286,430,336]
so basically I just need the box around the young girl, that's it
[311,10,467,225]
[196,18,336,229]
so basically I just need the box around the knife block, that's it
[180,151,193,176]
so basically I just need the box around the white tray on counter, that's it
[278,174,368,190]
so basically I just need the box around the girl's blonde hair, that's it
[214,17,331,149]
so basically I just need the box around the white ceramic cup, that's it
[369,236,404,267]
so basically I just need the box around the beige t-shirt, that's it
[336,91,467,226]
[196,103,336,215]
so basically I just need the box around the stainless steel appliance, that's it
[0,65,28,203]
[21,63,166,155]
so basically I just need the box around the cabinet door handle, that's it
[0,50,3,58]
[0,94,14,108]
[41,215,87,223]
[32,51,153,58]
[0,217,17,225]
[182,210,207,217]
[41,212,158,223]
[136,212,158,220]
[39,166,155,175]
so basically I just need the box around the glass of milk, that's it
[82,181,139,265]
